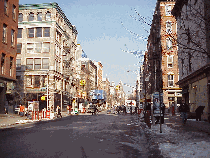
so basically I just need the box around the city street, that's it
[0,111,162,158]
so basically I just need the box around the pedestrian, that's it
[179,100,190,124]
[19,104,25,117]
[56,105,62,118]
[195,106,204,121]
[94,105,98,115]
[123,106,126,115]
[67,105,70,115]
[130,106,132,115]
[135,106,137,115]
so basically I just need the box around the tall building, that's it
[172,0,210,120]
[94,61,103,90]
[143,0,182,111]
[17,3,78,115]
[0,0,19,113]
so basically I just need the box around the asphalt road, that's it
[0,111,163,158]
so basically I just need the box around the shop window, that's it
[11,29,15,46]
[19,13,23,22]
[28,28,34,38]
[34,58,41,69]
[42,58,49,69]
[28,12,34,21]
[37,12,42,21]
[26,58,33,70]
[12,5,16,20]
[16,59,21,70]
[18,28,22,38]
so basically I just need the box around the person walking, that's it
[179,100,190,124]
[56,105,62,118]
[130,106,132,115]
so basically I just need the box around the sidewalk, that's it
[163,113,210,134]
[0,111,74,129]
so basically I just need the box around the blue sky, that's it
[19,0,157,94]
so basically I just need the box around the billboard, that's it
[91,90,106,100]
[152,92,163,116]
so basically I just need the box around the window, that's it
[34,76,40,87]
[42,58,49,69]
[166,38,172,50]
[27,43,34,53]
[26,58,33,70]
[43,28,50,37]
[18,13,23,22]
[28,12,34,21]
[17,43,22,54]
[18,29,22,38]
[166,5,172,16]
[36,27,42,37]
[28,28,34,38]
[11,29,15,46]
[37,12,42,21]
[10,57,13,76]
[26,58,49,70]
[4,0,8,15]
[35,43,42,53]
[2,24,7,43]
[167,55,173,68]
[166,21,172,34]
[42,42,50,52]
[12,5,16,20]
[168,74,174,87]
[34,58,41,69]
[16,59,21,70]
[26,76,32,87]
[1,54,5,74]
[46,12,51,21]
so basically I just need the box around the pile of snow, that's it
[159,141,210,158]
[145,123,210,158]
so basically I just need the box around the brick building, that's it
[0,0,19,113]
[172,0,210,120]
[143,0,182,111]
[17,3,78,115]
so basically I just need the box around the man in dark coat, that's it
[195,106,204,121]
[179,100,190,124]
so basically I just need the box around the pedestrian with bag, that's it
[179,100,190,124]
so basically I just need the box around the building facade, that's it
[144,0,182,111]
[172,0,210,120]
[0,0,19,113]
[17,3,78,115]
